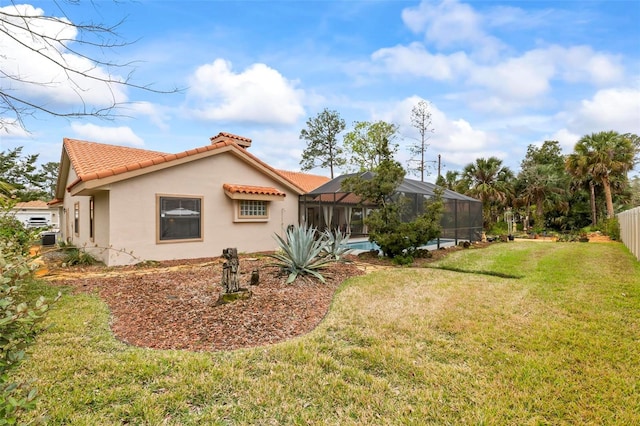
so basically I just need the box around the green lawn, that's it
[17,242,640,425]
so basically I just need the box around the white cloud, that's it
[551,45,623,85]
[403,0,481,46]
[248,128,306,171]
[0,119,31,138]
[127,102,171,131]
[369,44,624,116]
[187,59,305,125]
[401,0,505,58]
[470,51,554,100]
[71,123,144,147]
[371,96,495,171]
[469,46,622,105]
[0,4,129,109]
[568,87,640,135]
[371,43,471,80]
[371,1,627,116]
[520,87,639,157]
[547,128,581,153]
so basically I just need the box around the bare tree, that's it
[407,100,434,182]
[0,1,178,133]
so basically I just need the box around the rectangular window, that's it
[239,200,267,218]
[89,197,95,241]
[158,196,202,241]
[74,202,80,236]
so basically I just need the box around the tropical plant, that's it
[516,141,569,229]
[461,157,514,229]
[321,229,352,262]
[566,131,637,219]
[268,225,333,283]
[59,243,99,267]
[436,170,464,192]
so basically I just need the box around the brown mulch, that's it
[46,256,364,352]
[42,243,490,352]
[585,232,614,242]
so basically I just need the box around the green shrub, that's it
[487,221,508,235]
[391,253,414,266]
[365,193,443,260]
[60,244,99,266]
[0,200,37,256]
[0,239,56,424]
[268,224,333,283]
[602,217,620,241]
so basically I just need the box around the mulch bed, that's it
[47,256,364,352]
[43,242,491,352]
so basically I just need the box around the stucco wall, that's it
[60,168,102,257]
[98,153,299,265]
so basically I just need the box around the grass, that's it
[16,241,640,425]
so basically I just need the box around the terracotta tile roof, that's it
[222,183,286,197]
[14,200,49,208]
[276,170,330,192]
[62,136,310,195]
[210,132,252,147]
[64,138,168,178]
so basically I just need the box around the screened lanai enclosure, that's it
[299,172,483,244]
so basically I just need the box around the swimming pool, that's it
[346,240,380,251]
[346,238,455,251]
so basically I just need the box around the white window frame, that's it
[236,199,269,222]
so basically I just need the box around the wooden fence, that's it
[618,206,640,261]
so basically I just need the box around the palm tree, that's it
[517,163,569,228]
[436,170,461,191]
[462,157,514,228]
[566,131,636,219]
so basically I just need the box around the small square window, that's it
[239,200,268,218]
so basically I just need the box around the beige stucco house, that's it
[12,200,61,229]
[51,132,329,266]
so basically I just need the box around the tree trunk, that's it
[536,196,544,225]
[589,181,597,227]
[602,175,614,219]
[421,139,425,182]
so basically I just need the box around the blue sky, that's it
[2,0,639,180]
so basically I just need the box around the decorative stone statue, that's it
[221,247,240,293]
[217,248,252,305]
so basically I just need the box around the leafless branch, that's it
[0,0,181,133]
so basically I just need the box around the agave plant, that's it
[321,229,352,261]
[268,224,333,283]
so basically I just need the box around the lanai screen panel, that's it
[300,173,483,242]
